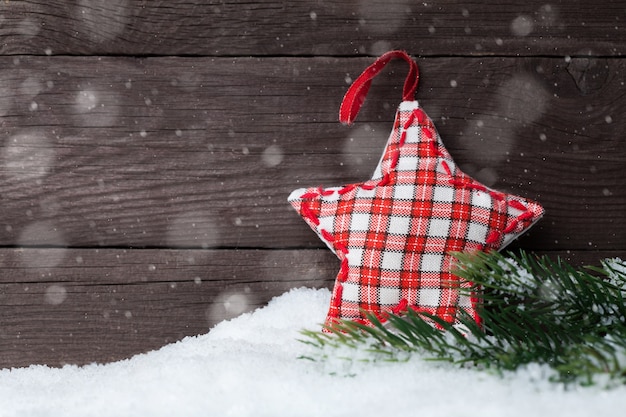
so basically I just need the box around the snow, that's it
[1,287,625,417]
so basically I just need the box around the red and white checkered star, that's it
[288,52,544,328]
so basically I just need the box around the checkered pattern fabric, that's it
[288,52,544,328]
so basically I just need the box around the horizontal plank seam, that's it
[1,245,623,252]
[4,53,625,59]
[0,245,329,251]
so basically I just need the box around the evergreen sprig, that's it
[300,251,626,386]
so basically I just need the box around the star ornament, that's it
[289,51,544,328]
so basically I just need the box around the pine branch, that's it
[300,251,626,386]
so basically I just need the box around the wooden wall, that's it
[0,0,624,367]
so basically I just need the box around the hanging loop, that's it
[339,50,419,125]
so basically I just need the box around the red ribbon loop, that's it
[339,50,419,125]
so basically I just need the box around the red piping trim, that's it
[508,200,527,212]
[321,229,335,243]
[338,184,356,195]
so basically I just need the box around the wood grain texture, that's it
[0,0,624,57]
[0,247,619,368]
[1,1,625,368]
[0,248,335,367]
[0,56,624,251]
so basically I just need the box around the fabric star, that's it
[288,51,544,328]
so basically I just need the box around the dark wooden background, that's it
[0,0,624,368]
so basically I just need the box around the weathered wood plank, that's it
[0,0,624,57]
[0,248,336,367]
[0,56,624,251]
[0,247,621,367]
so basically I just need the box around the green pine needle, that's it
[300,250,626,386]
